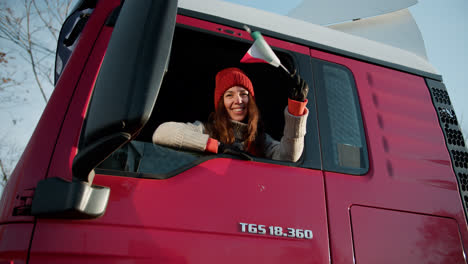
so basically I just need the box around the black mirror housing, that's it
[30,0,178,219]
[31,177,110,219]
[74,0,178,182]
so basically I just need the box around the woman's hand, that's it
[218,142,253,161]
[218,142,242,154]
[288,71,309,102]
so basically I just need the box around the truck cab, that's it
[1,0,467,263]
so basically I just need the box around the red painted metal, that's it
[311,48,468,263]
[28,11,330,263]
[351,205,465,264]
[47,25,114,182]
[0,0,120,223]
[0,223,33,264]
[176,15,310,55]
[0,0,119,262]
[2,0,467,262]
[30,159,329,263]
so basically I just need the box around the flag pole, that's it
[243,25,252,34]
[280,64,291,75]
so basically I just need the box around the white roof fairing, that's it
[288,0,418,25]
[178,0,438,76]
[329,9,428,60]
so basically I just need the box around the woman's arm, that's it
[264,71,309,162]
[264,106,308,162]
[152,121,211,153]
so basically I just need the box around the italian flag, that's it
[240,27,289,74]
[241,29,281,66]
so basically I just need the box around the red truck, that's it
[1,0,467,263]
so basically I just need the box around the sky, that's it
[409,0,468,138]
[0,0,467,189]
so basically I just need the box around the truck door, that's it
[28,3,330,264]
[310,49,467,263]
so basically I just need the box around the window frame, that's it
[54,5,95,84]
[95,22,323,178]
[312,58,370,175]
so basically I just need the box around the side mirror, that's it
[74,0,177,182]
[31,0,178,219]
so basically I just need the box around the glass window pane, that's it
[315,60,369,175]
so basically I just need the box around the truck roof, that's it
[178,0,441,81]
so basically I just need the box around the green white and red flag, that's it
[240,26,290,74]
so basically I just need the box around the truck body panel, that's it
[30,160,329,263]
[1,0,466,263]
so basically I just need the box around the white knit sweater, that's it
[152,107,308,162]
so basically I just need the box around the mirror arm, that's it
[72,132,132,182]
[30,132,131,219]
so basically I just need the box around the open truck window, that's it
[91,21,370,178]
[94,24,321,178]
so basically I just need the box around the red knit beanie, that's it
[214,67,254,110]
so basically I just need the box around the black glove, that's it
[218,142,242,154]
[287,71,309,102]
[218,142,253,161]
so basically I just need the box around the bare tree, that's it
[0,0,75,187]
[0,0,75,103]
[0,51,18,90]
[0,51,26,105]
[0,133,22,188]
[0,160,7,187]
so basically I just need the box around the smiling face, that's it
[223,86,249,122]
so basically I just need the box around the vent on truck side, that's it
[427,79,468,220]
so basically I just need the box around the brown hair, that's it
[205,94,265,156]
